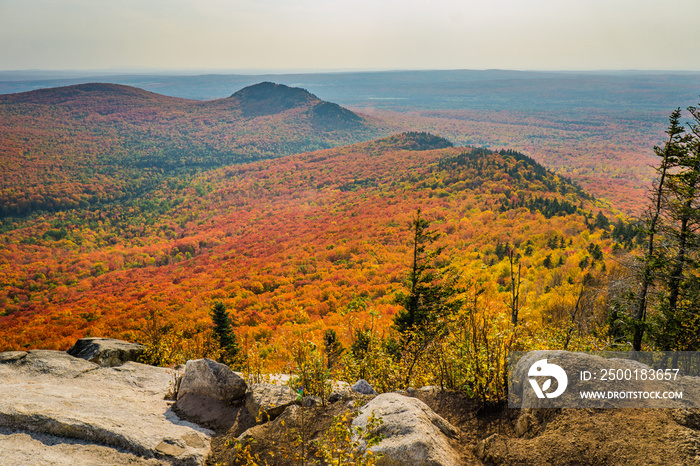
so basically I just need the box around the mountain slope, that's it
[0,132,621,356]
[0,82,182,106]
[0,82,381,217]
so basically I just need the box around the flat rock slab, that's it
[0,350,212,465]
[0,427,166,466]
[5,349,100,377]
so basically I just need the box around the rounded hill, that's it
[368,132,454,151]
[227,82,319,117]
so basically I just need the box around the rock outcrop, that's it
[245,383,299,422]
[0,349,211,465]
[351,378,378,395]
[0,427,165,466]
[67,337,145,367]
[352,393,462,466]
[173,358,247,431]
[177,358,247,403]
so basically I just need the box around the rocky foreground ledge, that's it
[0,339,467,466]
[0,343,211,466]
[4,342,700,465]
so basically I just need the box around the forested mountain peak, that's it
[307,101,364,129]
[222,82,366,128]
[229,81,317,102]
[226,81,319,117]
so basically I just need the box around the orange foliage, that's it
[0,133,625,361]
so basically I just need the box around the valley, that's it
[0,86,623,367]
[0,74,696,388]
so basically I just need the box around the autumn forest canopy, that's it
[1,77,699,399]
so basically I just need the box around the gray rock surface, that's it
[177,358,247,403]
[0,350,212,465]
[174,359,246,432]
[245,383,299,422]
[351,379,378,395]
[5,349,100,377]
[0,427,166,465]
[172,393,241,433]
[352,392,461,466]
[67,337,145,367]
[0,351,28,363]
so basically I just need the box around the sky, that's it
[1,0,699,72]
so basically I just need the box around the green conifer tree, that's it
[393,209,461,385]
[211,301,239,365]
[632,108,687,350]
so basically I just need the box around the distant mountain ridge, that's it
[2,81,364,124]
[0,82,180,105]
[0,82,381,217]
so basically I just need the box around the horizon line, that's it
[2,67,700,77]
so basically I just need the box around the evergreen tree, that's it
[594,211,610,230]
[211,301,239,364]
[543,254,552,269]
[649,105,700,350]
[631,109,685,350]
[631,105,700,350]
[393,209,461,384]
[323,329,344,369]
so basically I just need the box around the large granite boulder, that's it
[0,350,211,465]
[177,359,247,403]
[245,383,299,422]
[352,393,462,466]
[174,359,247,431]
[67,337,145,367]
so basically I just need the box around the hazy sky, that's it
[1,0,699,71]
